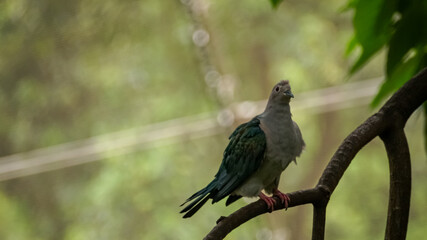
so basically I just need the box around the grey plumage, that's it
[233,80,305,197]
[180,80,304,218]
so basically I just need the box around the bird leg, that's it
[258,192,276,212]
[273,189,290,210]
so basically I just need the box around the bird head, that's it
[269,80,294,103]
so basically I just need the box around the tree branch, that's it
[204,68,427,240]
[203,187,327,240]
[380,127,411,240]
[312,204,326,240]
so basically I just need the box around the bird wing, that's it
[211,117,266,203]
[292,121,305,159]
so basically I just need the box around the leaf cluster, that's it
[270,0,427,106]
[346,0,427,106]
[270,0,427,151]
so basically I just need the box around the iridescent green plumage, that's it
[180,80,305,218]
[180,117,266,218]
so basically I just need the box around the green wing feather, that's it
[180,117,266,218]
[211,117,266,202]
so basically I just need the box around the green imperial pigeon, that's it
[180,80,305,218]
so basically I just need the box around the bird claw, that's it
[273,189,290,210]
[259,192,276,212]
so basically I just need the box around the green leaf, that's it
[386,3,427,76]
[349,0,397,74]
[349,43,383,74]
[371,50,423,107]
[269,0,284,9]
[345,35,358,57]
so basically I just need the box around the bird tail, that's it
[180,180,217,218]
[225,195,242,206]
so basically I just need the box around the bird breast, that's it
[259,116,297,171]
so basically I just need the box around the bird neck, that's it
[261,102,292,121]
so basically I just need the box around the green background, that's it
[0,0,425,239]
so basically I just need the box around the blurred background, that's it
[0,0,425,239]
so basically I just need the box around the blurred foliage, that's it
[271,0,427,106]
[0,0,425,240]
[346,0,427,106]
[269,0,284,9]
[273,0,427,151]
[344,0,427,152]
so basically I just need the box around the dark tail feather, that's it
[225,195,242,206]
[212,176,238,203]
[180,180,217,206]
[180,193,206,213]
[180,188,205,207]
[182,193,211,218]
[180,180,217,218]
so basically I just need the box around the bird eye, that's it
[275,87,280,92]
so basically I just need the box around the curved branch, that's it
[204,187,327,240]
[204,68,427,240]
[380,127,411,240]
[317,112,385,193]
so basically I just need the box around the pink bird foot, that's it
[273,189,290,210]
[259,192,276,212]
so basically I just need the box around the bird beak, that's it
[284,90,294,98]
